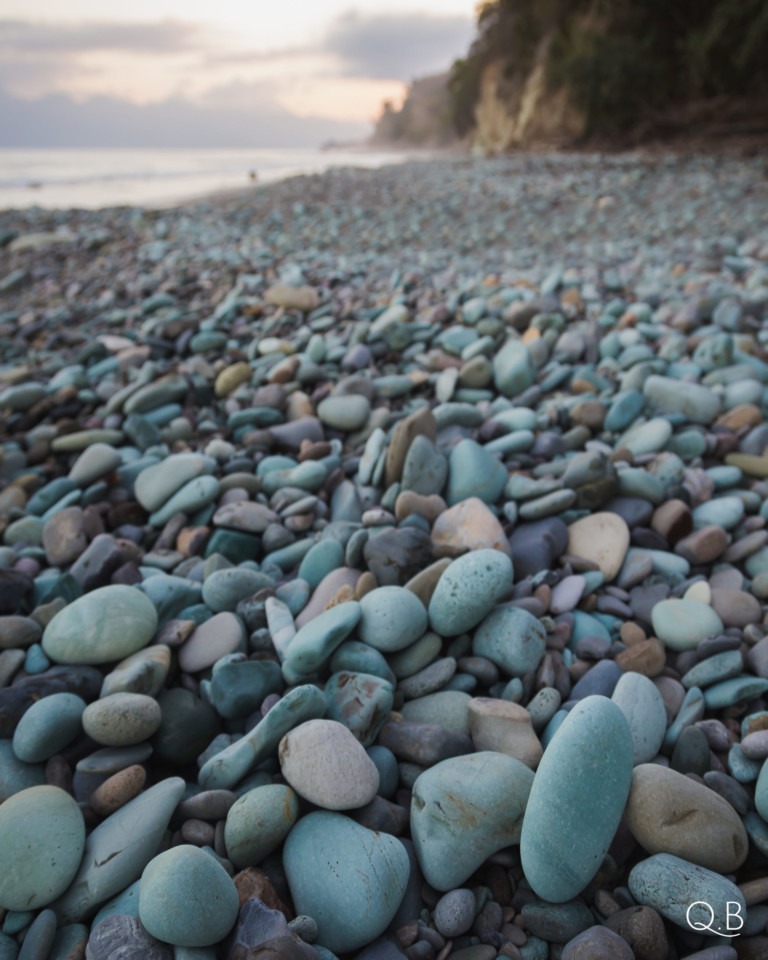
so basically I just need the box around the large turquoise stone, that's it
[520,696,633,902]
[411,751,534,891]
[283,812,409,953]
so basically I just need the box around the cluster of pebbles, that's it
[0,152,767,960]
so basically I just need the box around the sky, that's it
[0,1,478,147]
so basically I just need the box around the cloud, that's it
[324,10,475,82]
[0,88,369,148]
[0,18,207,55]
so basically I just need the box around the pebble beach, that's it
[0,151,767,960]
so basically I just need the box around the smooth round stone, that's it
[297,539,345,592]
[625,764,748,873]
[493,338,536,398]
[410,751,533,890]
[283,601,361,678]
[358,586,427,652]
[325,671,394,746]
[82,693,161,746]
[68,443,122,487]
[201,568,273,613]
[619,417,672,456]
[134,454,213,513]
[610,672,667,765]
[153,688,221,766]
[278,718,379,810]
[224,784,300,869]
[566,512,629,581]
[472,604,546,677]
[12,691,85,763]
[283,811,410,954]
[643,375,721,425]
[0,785,85,910]
[43,586,158,665]
[628,853,745,936]
[433,888,476,937]
[400,690,472,735]
[692,496,744,531]
[520,696,633,903]
[318,394,371,431]
[428,549,513,637]
[139,845,239,947]
[148,475,220,527]
[178,612,245,673]
[446,439,507,506]
[651,599,724,652]
[100,644,171,698]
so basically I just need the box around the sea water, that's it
[0,146,412,211]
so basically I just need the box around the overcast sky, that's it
[0,1,477,147]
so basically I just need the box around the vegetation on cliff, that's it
[374,0,768,148]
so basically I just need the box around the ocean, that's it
[0,146,412,211]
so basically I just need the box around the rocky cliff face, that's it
[471,35,586,155]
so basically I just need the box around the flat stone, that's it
[134,454,214,514]
[410,751,533,890]
[278,718,379,810]
[68,443,122,487]
[567,512,629,581]
[509,518,569,579]
[43,507,88,567]
[139,845,239,947]
[520,695,633,902]
[201,568,274,613]
[445,439,507,506]
[53,777,185,922]
[179,612,245,673]
[651,598,724,651]
[468,698,543,768]
[358,586,427,652]
[628,853,746,935]
[283,601,361,678]
[318,394,371,431]
[43,585,158,665]
[283,811,409,953]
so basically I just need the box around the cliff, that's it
[373,0,768,154]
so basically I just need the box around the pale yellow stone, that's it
[567,511,629,581]
[468,698,542,770]
[683,580,711,604]
[214,362,252,398]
